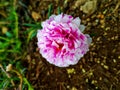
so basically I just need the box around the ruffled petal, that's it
[72,17,81,27]
[37,13,92,67]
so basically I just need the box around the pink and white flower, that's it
[37,13,92,67]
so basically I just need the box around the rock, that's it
[80,0,97,14]
[72,0,86,9]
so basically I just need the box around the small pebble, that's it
[97,14,104,19]
[103,32,107,36]
[96,60,100,64]
[103,9,107,14]
[105,27,110,31]
[113,59,116,63]
[118,56,120,59]
[112,49,116,53]
[94,80,97,83]
[71,86,77,90]
[82,68,86,73]
[97,37,100,41]
[103,65,109,70]
[101,25,105,28]
[111,36,115,40]
[86,18,90,22]
[87,22,92,26]
[67,85,70,89]
[93,22,98,26]
[68,75,71,78]
[95,19,99,23]
[89,72,93,76]
[85,78,88,83]
[101,63,104,66]
[95,87,98,89]
[115,36,118,40]
[91,14,96,19]
[100,15,104,19]
[99,77,102,80]
[91,80,95,84]
[100,19,105,24]
[67,68,75,74]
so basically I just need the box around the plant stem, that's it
[0,64,16,90]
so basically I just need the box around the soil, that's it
[18,0,120,90]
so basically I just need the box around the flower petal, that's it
[72,17,81,27]
[37,13,92,67]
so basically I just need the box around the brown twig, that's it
[11,70,23,90]
[113,0,120,13]
[0,64,16,90]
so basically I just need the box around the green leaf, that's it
[57,7,61,14]
[5,32,13,38]
[48,4,53,18]
[0,2,9,7]
[23,78,34,90]
[0,79,10,89]
[90,33,96,37]
[27,29,36,43]
[23,23,38,27]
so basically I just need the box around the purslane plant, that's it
[37,13,92,67]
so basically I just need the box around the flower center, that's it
[55,41,64,50]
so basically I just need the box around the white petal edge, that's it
[72,17,81,27]
[79,25,85,32]
[85,34,92,45]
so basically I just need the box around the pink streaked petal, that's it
[79,34,86,41]
[69,15,73,19]
[49,14,56,19]
[37,13,92,67]
[62,14,72,23]
[54,14,62,22]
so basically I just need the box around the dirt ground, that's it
[19,0,120,90]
